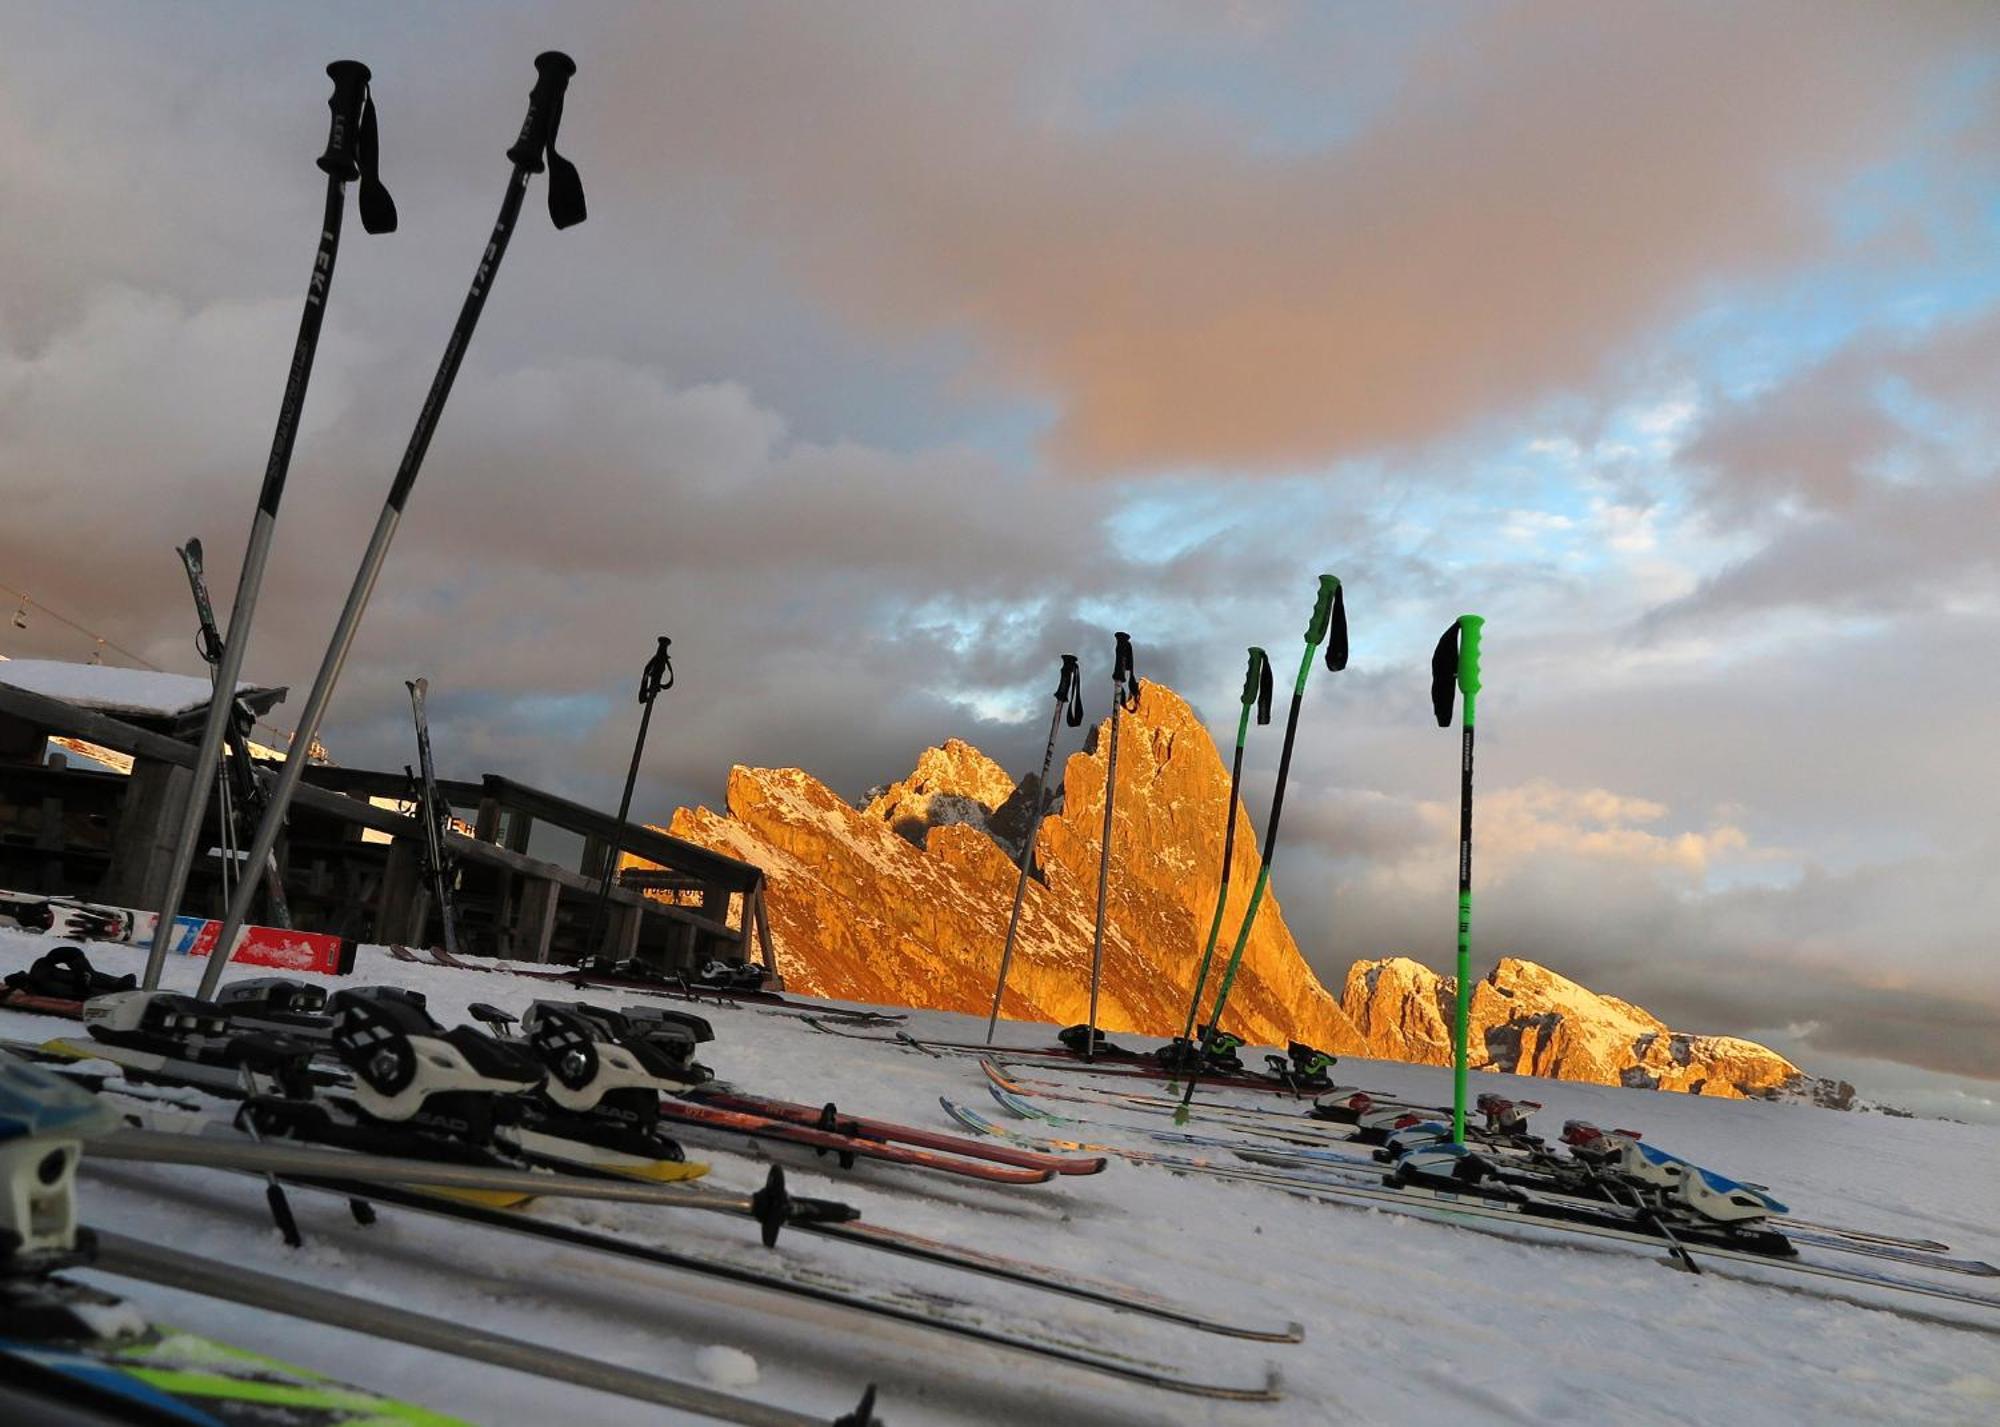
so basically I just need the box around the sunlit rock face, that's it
[1340,955,1808,1099]
[669,680,1824,1101]
[670,681,1366,1053]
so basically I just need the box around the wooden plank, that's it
[479,775,762,892]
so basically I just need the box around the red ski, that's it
[1,889,352,977]
[654,1099,1057,1185]
[691,1088,1107,1176]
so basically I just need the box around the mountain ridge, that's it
[664,679,1851,1106]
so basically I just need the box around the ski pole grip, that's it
[1456,615,1483,697]
[318,61,373,179]
[1054,654,1081,701]
[1242,647,1271,707]
[1305,574,1339,644]
[639,635,673,702]
[1112,632,1133,683]
[508,51,576,171]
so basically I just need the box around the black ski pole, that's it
[984,654,1083,1042]
[1176,575,1345,1123]
[405,677,461,958]
[1084,632,1138,1061]
[1169,646,1271,1078]
[199,53,586,999]
[586,636,673,957]
[144,62,395,989]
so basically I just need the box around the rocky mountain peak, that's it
[666,678,1841,1104]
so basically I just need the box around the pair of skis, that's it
[147,53,588,1007]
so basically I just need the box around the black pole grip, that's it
[1055,653,1083,727]
[1111,632,1138,711]
[1243,647,1273,724]
[508,52,574,169]
[318,61,372,180]
[639,635,673,703]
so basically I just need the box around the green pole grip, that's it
[1240,647,1268,707]
[1456,615,1483,726]
[1304,575,1339,645]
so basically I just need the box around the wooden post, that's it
[515,875,560,963]
[376,839,423,947]
[102,756,194,910]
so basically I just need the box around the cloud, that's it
[594,1,1996,471]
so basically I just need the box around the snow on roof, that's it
[0,658,255,720]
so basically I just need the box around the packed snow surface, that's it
[3,927,1996,1425]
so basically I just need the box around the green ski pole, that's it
[1176,576,1346,1123]
[1432,614,1484,1144]
[1167,647,1271,1087]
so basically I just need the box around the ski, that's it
[689,1087,1108,1176]
[404,678,462,959]
[654,1099,1058,1186]
[247,1175,1285,1400]
[2,890,353,976]
[986,1072,1983,1271]
[392,942,902,1025]
[940,1100,2000,1323]
[177,536,295,931]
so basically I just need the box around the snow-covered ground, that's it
[4,926,1997,1426]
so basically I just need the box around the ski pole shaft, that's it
[145,62,393,990]
[1449,614,1482,1143]
[200,54,583,1000]
[587,635,672,957]
[986,654,1080,1042]
[1178,576,1343,1121]
[1179,646,1269,1045]
[1085,632,1135,1061]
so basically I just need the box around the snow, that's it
[695,1344,762,1387]
[0,658,257,719]
[4,925,1997,1426]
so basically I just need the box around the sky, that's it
[2,2,1997,1117]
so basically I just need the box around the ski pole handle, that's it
[1456,615,1483,698]
[1305,574,1339,645]
[1055,653,1083,726]
[508,52,575,170]
[1112,632,1138,710]
[1241,647,1272,723]
[318,61,372,179]
[639,636,673,703]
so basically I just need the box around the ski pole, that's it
[1175,646,1272,1054]
[586,635,674,957]
[1432,613,1482,1144]
[1176,576,1346,1123]
[405,677,461,957]
[199,54,586,999]
[1084,632,1138,1061]
[984,654,1083,1042]
[144,63,395,989]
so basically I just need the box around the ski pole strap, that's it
[1112,631,1138,711]
[1055,653,1083,727]
[1304,574,1347,673]
[639,636,674,703]
[1431,614,1483,727]
[507,51,586,229]
[319,60,397,234]
[1241,647,1272,725]
[1431,622,1459,727]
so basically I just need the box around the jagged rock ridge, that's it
[668,680,1834,1101]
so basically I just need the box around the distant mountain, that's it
[668,679,1852,1106]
